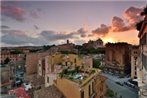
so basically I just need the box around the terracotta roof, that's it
[8,87,30,98]
[34,85,65,98]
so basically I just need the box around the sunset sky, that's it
[1,1,146,47]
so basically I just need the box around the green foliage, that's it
[59,72,64,78]
[30,49,40,52]
[59,68,68,78]
[59,67,79,78]
[91,69,95,73]
[136,20,143,31]
[62,68,68,74]
[75,66,80,73]
[60,51,75,54]
[60,51,70,54]
[93,59,101,68]
[141,5,147,16]
[66,70,76,75]
[136,6,147,31]
[43,45,52,50]
[78,47,105,54]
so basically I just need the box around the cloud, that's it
[111,16,132,32]
[1,5,25,21]
[91,6,143,38]
[76,28,88,37]
[1,30,47,45]
[124,7,143,26]
[40,30,78,41]
[1,28,85,46]
[1,25,10,29]
[92,24,110,37]
[1,30,26,36]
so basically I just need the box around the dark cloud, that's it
[1,5,25,21]
[111,16,131,32]
[124,7,143,26]
[92,24,109,37]
[1,29,82,45]
[1,30,47,45]
[1,25,10,29]
[40,30,76,41]
[91,6,143,37]
[77,28,88,37]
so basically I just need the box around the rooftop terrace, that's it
[58,66,100,86]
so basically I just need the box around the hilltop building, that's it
[83,38,104,49]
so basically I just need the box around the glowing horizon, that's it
[1,1,145,47]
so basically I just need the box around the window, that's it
[135,66,137,71]
[135,71,137,76]
[47,77,49,83]
[65,62,67,66]
[92,82,94,93]
[100,96,103,98]
[89,85,91,96]
[80,90,84,98]
[74,58,76,63]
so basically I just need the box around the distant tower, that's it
[67,40,69,44]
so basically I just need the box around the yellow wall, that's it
[54,78,80,98]
[54,75,106,98]
[62,54,82,67]
[48,53,63,65]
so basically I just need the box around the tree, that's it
[4,57,10,64]
[93,59,101,68]
[136,20,143,31]
[75,66,80,73]
[141,5,147,16]
[136,6,147,31]
[43,45,51,50]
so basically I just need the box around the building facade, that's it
[25,52,49,75]
[0,52,19,64]
[131,46,140,79]
[83,38,104,49]
[54,69,107,98]
[37,53,93,87]
[105,43,131,75]
[0,66,12,94]
[138,14,147,98]
[36,53,106,98]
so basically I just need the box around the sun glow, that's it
[103,38,115,43]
